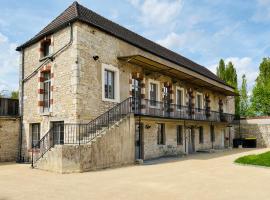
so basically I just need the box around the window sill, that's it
[102,98,120,103]
[40,112,51,116]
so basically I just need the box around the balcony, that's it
[132,99,235,123]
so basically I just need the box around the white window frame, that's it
[102,63,120,103]
[196,92,203,109]
[148,79,160,107]
[175,86,185,110]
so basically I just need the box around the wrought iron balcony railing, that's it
[132,99,234,123]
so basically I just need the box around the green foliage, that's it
[235,151,270,167]
[240,74,248,116]
[11,91,19,99]
[250,58,270,116]
[216,59,239,116]
[216,59,226,81]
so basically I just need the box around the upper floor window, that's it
[31,123,40,148]
[102,64,119,103]
[149,80,159,106]
[41,40,51,58]
[157,123,165,145]
[176,87,184,109]
[196,93,203,110]
[43,72,51,112]
[104,70,115,99]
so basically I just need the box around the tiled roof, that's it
[16,1,231,88]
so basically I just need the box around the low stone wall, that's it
[0,117,20,162]
[235,117,270,147]
[36,115,135,173]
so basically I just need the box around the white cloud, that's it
[209,57,258,92]
[0,32,19,92]
[128,0,183,27]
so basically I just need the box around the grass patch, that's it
[235,151,270,167]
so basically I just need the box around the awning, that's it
[118,54,237,96]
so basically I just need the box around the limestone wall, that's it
[0,117,20,162]
[235,118,270,147]
[21,25,79,160]
[141,118,229,160]
[36,115,135,173]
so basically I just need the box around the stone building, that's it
[16,2,236,173]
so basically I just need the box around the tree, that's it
[240,74,248,116]
[216,59,239,116]
[250,58,270,116]
[11,91,19,99]
[216,59,226,81]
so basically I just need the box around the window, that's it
[176,125,183,145]
[199,126,204,144]
[150,82,158,106]
[102,64,119,102]
[31,123,40,148]
[196,93,203,110]
[104,69,115,99]
[41,40,51,58]
[157,123,165,145]
[176,87,184,109]
[43,72,51,112]
[52,121,64,145]
[210,125,215,142]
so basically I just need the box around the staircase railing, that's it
[32,97,132,165]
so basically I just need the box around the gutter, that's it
[17,23,74,162]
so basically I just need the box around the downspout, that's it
[17,49,24,162]
[17,23,74,162]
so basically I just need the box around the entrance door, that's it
[135,122,143,160]
[188,127,195,153]
[163,86,170,117]
[132,79,141,113]
[52,121,64,145]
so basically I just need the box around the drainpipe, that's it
[184,120,186,154]
[17,49,24,162]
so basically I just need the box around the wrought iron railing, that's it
[32,97,132,164]
[134,99,235,123]
[0,98,19,116]
[32,97,235,165]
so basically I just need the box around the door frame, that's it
[135,121,144,160]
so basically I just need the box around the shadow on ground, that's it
[143,148,264,165]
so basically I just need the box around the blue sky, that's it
[0,0,270,94]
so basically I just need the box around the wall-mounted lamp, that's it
[145,124,151,129]
[93,55,99,61]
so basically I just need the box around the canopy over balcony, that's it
[118,54,237,96]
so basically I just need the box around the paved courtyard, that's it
[1,148,270,200]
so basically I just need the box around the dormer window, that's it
[40,39,51,58]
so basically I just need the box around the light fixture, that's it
[93,55,99,61]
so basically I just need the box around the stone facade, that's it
[0,117,20,162]
[141,118,230,160]
[36,115,135,173]
[20,20,235,171]
[235,117,270,147]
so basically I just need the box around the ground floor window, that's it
[210,125,215,142]
[31,123,40,148]
[199,126,204,144]
[157,123,165,145]
[176,125,183,145]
